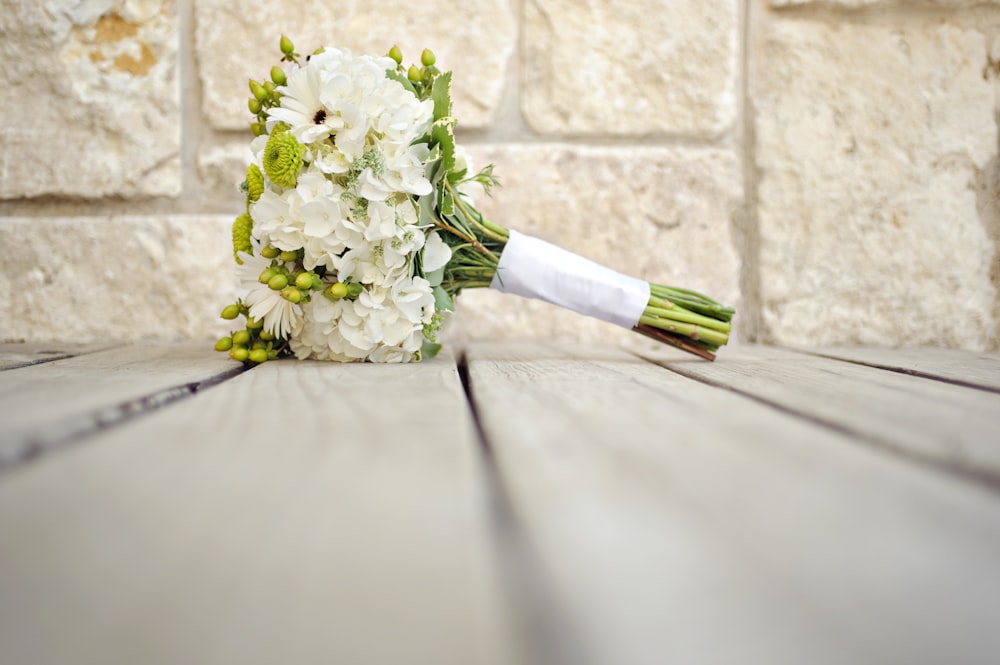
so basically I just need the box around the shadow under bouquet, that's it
[216,37,734,364]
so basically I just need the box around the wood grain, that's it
[0,350,514,665]
[798,345,1000,392]
[0,342,108,371]
[0,344,241,465]
[465,342,1000,665]
[642,345,1000,483]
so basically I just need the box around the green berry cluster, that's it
[256,246,325,306]
[215,301,284,365]
[387,45,441,96]
[216,242,373,365]
[246,36,306,136]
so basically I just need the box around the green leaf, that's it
[431,71,452,121]
[425,266,445,287]
[425,153,444,185]
[432,285,454,312]
[385,68,418,97]
[440,189,455,216]
[418,192,437,227]
[421,340,443,359]
[430,117,456,174]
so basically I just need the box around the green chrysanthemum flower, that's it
[263,130,303,189]
[232,213,253,264]
[246,163,264,202]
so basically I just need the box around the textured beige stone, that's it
[771,0,998,7]
[0,216,237,343]
[753,20,997,349]
[195,0,516,131]
[442,144,743,346]
[197,142,254,211]
[0,0,179,199]
[522,0,739,137]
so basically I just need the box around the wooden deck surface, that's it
[1,342,998,665]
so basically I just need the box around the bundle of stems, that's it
[412,45,734,361]
[427,164,734,360]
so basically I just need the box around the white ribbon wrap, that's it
[489,230,651,329]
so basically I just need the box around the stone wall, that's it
[1,0,997,351]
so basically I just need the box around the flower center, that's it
[313,109,327,125]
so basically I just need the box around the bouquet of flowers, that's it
[215,37,734,364]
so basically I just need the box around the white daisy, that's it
[235,242,304,339]
[269,64,344,144]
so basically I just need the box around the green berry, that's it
[280,35,295,56]
[279,250,299,262]
[248,348,268,363]
[295,272,314,290]
[215,336,233,352]
[220,304,240,320]
[270,66,287,86]
[421,49,436,67]
[324,282,349,300]
[248,98,261,114]
[230,346,250,362]
[407,65,422,82]
[281,287,303,304]
[268,274,288,291]
[258,267,277,284]
[259,330,275,341]
[389,45,403,64]
[246,317,264,330]
[232,330,251,346]
[249,79,268,101]
[347,282,364,298]
[261,245,281,259]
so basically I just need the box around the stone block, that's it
[197,142,254,211]
[522,0,739,137]
[443,144,743,345]
[0,216,236,343]
[0,0,180,198]
[752,19,997,349]
[195,0,516,131]
[770,0,998,8]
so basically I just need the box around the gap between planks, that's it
[462,341,1000,665]
[0,348,518,665]
[636,344,1000,493]
[0,344,246,470]
[787,345,1000,394]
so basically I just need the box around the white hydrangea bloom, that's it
[243,48,446,363]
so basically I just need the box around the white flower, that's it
[392,276,436,324]
[269,64,344,144]
[422,231,452,272]
[237,48,450,364]
[235,242,304,339]
[250,188,299,251]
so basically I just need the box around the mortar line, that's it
[740,0,763,343]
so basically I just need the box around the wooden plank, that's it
[0,342,108,371]
[0,351,514,665]
[465,342,1000,665]
[641,344,1000,483]
[797,345,1000,392]
[0,344,242,465]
